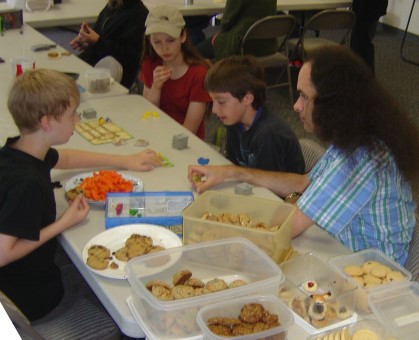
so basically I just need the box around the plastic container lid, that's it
[368,281,419,339]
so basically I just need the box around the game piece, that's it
[135,139,149,147]
[197,157,209,165]
[82,108,97,119]
[115,203,123,215]
[172,133,189,150]
[235,182,252,195]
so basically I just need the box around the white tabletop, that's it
[0,24,128,110]
[0,0,351,28]
[0,16,353,340]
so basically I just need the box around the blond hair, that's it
[7,69,80,133]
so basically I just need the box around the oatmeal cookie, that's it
[88,244,110,259]
[125,234,153,248]
[229,279,248,288]
[172,285,195,300]
[151,285,173,301]
[86,256,109,270]
[206,278,228,292]
[239,303,264,324]
[114,246,130,262]
[173,269,193,286]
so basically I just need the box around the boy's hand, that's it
[124,149,163,171]
[60,194,90,229]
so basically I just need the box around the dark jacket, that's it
[213,0,278,60]
[79,0,148,87]
[352,0,388,19]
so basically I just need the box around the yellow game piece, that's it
[98,117,105,126]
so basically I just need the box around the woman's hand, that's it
[77,22,100,46]
[123,149,163,171]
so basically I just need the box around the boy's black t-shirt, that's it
[226,106,305,174]
[0,137,63,321]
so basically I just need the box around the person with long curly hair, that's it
[188,46,419,265]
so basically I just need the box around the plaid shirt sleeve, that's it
[297,145,416,265]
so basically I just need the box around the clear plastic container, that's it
[126,238,285,339]
[306,319,393,340]
[368,281,419,340]
[85,68,111,93]
[25,0,52,12]
[196,295,294,340]
[279,253,357,332]
[182,191,295,264]
[328,249,412,315]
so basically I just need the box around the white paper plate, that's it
[64,171,143,206]
[83,224,182,279]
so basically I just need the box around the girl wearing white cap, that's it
[139,5,212,140]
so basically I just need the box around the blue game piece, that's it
[197,157,209,165]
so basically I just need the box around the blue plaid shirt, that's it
[298,144,416,265]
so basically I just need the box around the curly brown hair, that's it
[306,45,419,184]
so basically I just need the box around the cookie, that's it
[229,279,248,288]
[370,265,391,279]
[207,317,242,327]
[87,245,110,259]
[352,329,379,340]
[206,278,228,292]
[146,279,171,291]
[341,328,350,340]
[173,269,192,286]
[86,255,109,270]
[232,323,254,335]
[151,285,173,301]
[361,260,381,274]
[114,246,130,262]
[208,324,231,336]
[239,303,264,324]
[343,265,363,277]
[65,186,84,201]
[385,270,405,283]
[303,280,318,293]
[184,277,205,288]
[172,285,195,300]
[125,234,153,248]
[289,298,306,318]
[336,305,352,319]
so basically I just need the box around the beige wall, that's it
[382,0,419,36]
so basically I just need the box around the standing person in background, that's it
[205,55,305,173]
[196,0,278,60]
[69,0,148,88]
[350,0,388,72]
[139,5,212,140]
[189,46,419,265]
